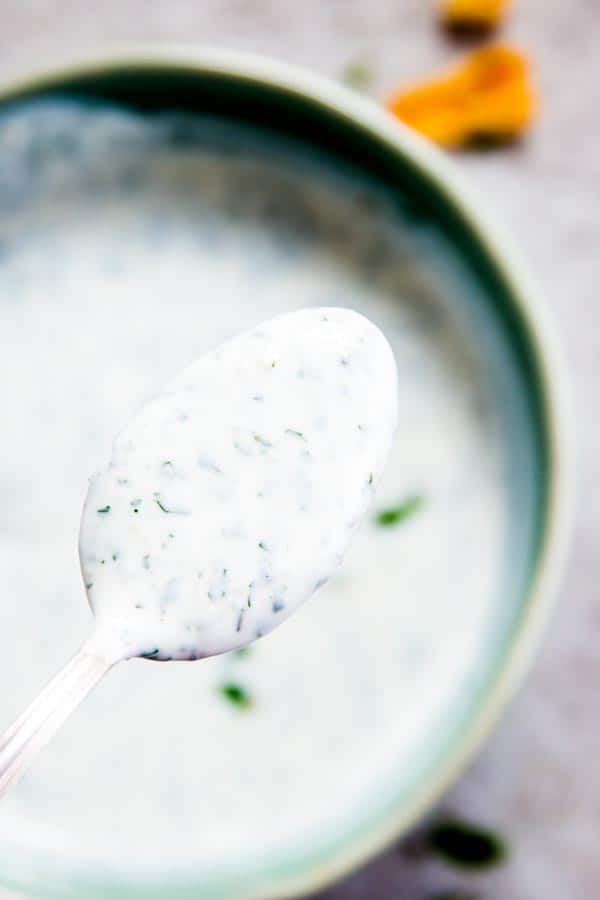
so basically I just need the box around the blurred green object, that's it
[427,818,507,868]
[341,57,374,91]
[375,495,424,527]
[218,682,253,709]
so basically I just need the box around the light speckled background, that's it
[0,2,597,898]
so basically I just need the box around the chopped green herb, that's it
[154,493,169,513]
[232,647,251,659]
[375,494,424,527]
[153,492,189,515]
[142,554,151,570]
[427,819,506,869]
[285,428,305,439]
[368,472,374,485]
[130,498,142,513]
[218,682,252,709]
[112,552,119,561]
[258,541,268,551]
[253,433,272,448]
[341,58,374,91]
[97,505,111,514]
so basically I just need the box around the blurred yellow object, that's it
[440,0,511,31]
[386,45,536,148]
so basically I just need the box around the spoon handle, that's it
[0,641,114,798]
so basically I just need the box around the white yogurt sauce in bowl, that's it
[0,99,541,896]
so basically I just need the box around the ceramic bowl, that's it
[0,47,572,900]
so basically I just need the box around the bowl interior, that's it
[0,61,551,900]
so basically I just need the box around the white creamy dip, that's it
[80,307,397,661]
[0,102,534,886]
